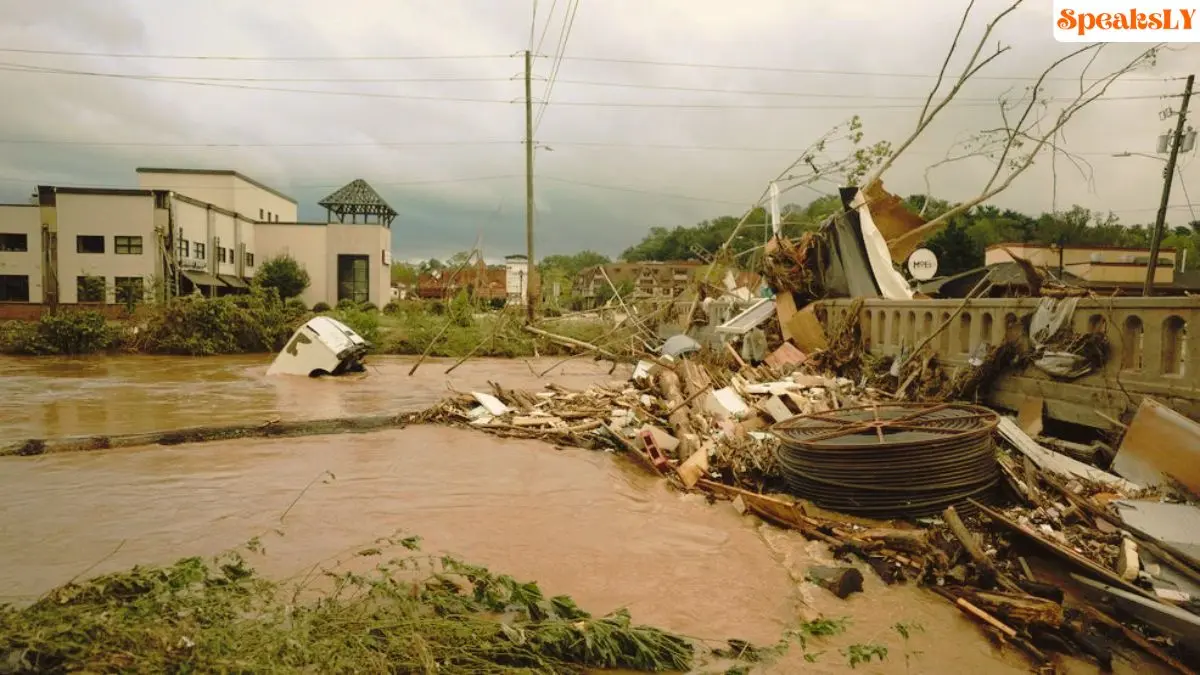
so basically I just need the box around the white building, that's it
[504,254,529,305]
[0,168,394,312]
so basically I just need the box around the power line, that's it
[0,60,1173,110]
[549,79,1169,102]
[0,47,512,61]
[534,0,560,55]
[0,45,1179,84]
[534,0,581,133]
[554,55,1180,82]
[0,62,1160,110]
[0,174,520,190]
[538,175,746,205]
[0,62,512,103]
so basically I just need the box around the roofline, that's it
[259,220,389,227]
[136,167,297,204]
[0,203,37,207]
[172,192,256,223]
[987,242,1177,253]
[51,187,155,197]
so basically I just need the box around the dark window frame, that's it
[114,235,143,255]
[114,276,145,306]
[0,233,28,252]
[194,242,206,259]
[76,235,105,254]
[0,275,30,302]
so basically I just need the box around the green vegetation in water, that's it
[0,291,624,359]
[842,643,888,669]
[0,535,711,674]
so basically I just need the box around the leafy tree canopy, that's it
[254,254,311,299]
[616,193,1196,277]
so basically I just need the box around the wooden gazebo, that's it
[318,178,396,227]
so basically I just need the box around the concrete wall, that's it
[327,223,389,307]
[0,204,44,302]
[137,170,297,224]
[55,192,158,304]
[822,296,1200,428]
[172,198,211,271]
[233,175,296,223]
[255,222,389,308]
[255,223,329,308]
[138,171,236,213]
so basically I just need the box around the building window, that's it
[115,235,143,255]
[0,275,29,301]
[114,277,144,306]
[267,211,272,221]
[274,214,280,222]
[218,247,228,263]
[0,233,28,252]
[245,252,255,267]
[194,242,206,259]
[337,254,370,304]
[178,239,190,258]
[77,276,106,302]
[259,208,264,220]
[77,235,105,254]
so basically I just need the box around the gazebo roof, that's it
[318,179,396,220]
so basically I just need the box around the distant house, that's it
[985,242,1199,294]
[573,261,703,307]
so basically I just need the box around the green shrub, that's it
[331,306,380,344]
[0,310,120,355]
[254,254,311,299]
[312,301,332,313]
[361,302,378,313]
[131,286,301,356]
[336,298,359,311]
[284,297,310,318]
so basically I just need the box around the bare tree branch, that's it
[891,44,1162,254]
[865,0,1025,186]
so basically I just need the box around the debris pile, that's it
[418,346,1200,673]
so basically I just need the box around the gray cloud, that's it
[0,0,1194,262]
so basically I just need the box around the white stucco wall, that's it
[255,222,389,308]
[0,204,43,302]
[55,191,157,303]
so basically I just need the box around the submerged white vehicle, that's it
[267,316,370,377]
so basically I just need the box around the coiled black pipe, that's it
[772,402,1001,519]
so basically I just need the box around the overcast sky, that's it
[0,0,1195,262]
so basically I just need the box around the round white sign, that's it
[906,248,939,280]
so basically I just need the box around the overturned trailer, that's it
[267,316,370,377]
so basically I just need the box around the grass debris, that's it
[0,539,703,674]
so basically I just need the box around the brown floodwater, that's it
[0,356,1169,673]
[0,354,627,441]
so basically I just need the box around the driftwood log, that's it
[966,591,1064,629]
[807,566,864,599]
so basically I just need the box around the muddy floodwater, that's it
[0,356,1165,673]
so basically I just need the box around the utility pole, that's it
[1144,74,1194,297]
[524,49,536,321]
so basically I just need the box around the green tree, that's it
[391,263,419,286]
[539,250,611,276]
[254,254,311,299]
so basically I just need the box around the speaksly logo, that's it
[1053,0,1199,41]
